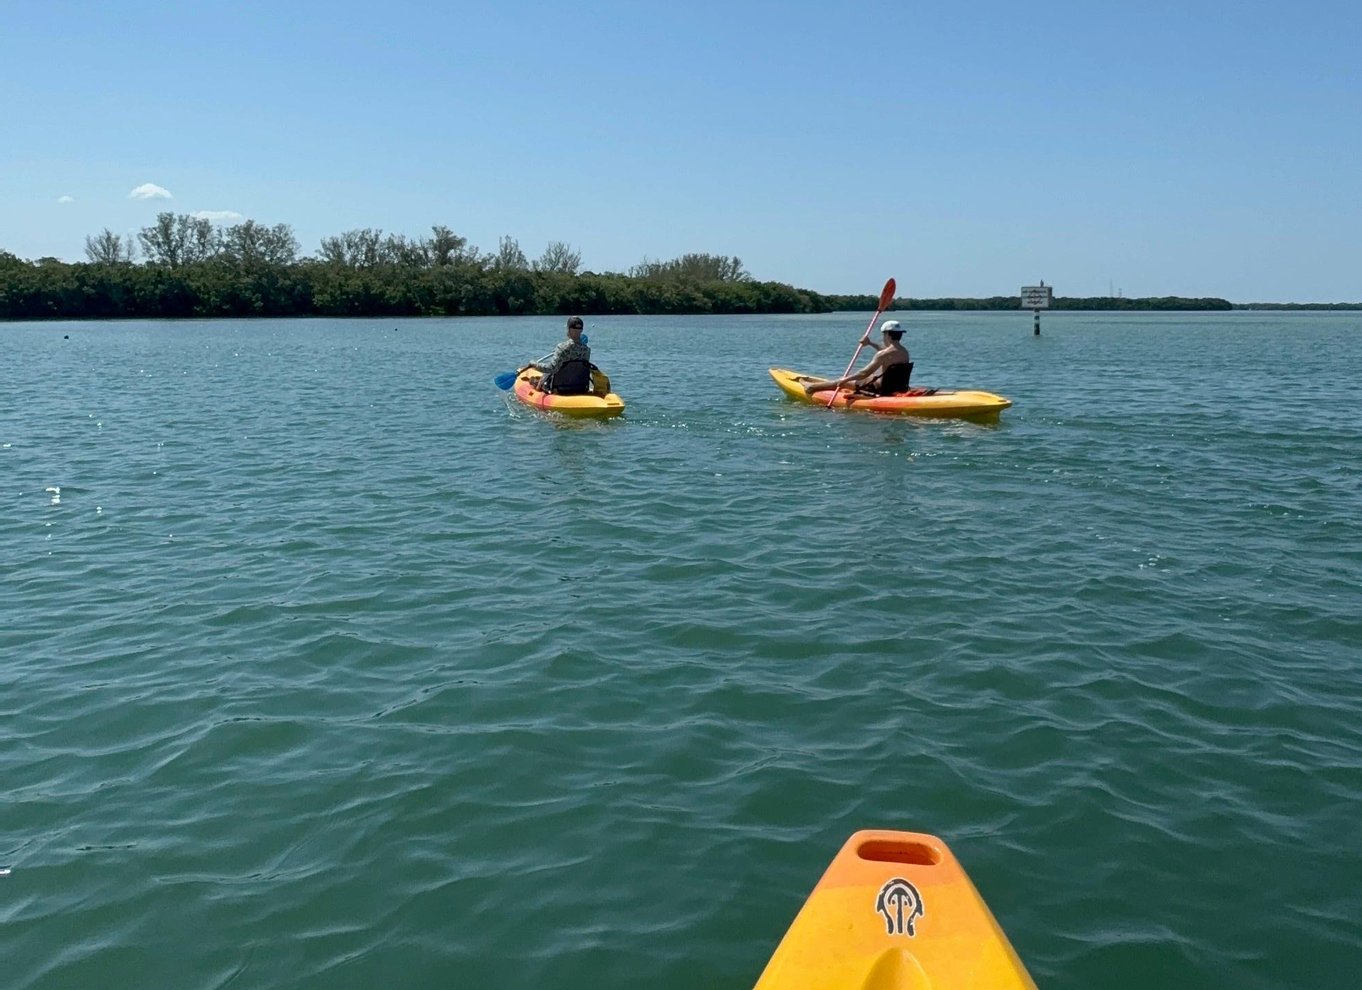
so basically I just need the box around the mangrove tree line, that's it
[4,214,1279,319]
[0,214,829,320]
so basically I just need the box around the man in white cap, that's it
[803,319,912,397]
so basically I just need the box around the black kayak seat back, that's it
[543,359,592,395]
[877,361,913,394]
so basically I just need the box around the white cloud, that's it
[128,183,173,201]
[57,195,75,204]
[191,210,245,223]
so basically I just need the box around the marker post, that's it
[1020,282,1052,335]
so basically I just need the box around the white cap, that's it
[880,320,902,333]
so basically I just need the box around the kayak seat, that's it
[875,361,913,395]
[542,359,592,395]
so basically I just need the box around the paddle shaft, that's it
[828,278,896,407]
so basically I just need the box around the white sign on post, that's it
[1020,285,1052,309]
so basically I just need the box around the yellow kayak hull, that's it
[753,830,1036,990]
[769,369,1011,421]
[514,367,625,418]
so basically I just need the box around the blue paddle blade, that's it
[580,333,588,344]
[493,371,517,390]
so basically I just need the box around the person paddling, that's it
[527,316,592,394]
[803,320,912,397]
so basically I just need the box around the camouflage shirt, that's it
[532,339,592,378]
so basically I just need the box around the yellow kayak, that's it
[753,830,1036,990]
[513,367,625,418]
[770,369,1011,421]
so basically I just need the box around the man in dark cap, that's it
[528,315,593,393]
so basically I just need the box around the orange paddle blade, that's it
[878,278,897,311]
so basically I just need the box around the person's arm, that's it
[531,340,568,373]
[821,363,882,391]
[848,350,889,383]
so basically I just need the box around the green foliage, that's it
[822,293,1236,312]
[0,228,836,320]
[9,229,1282,322]
[137,212,218,266]
[1052,296,1233,311]
[534,241,581,275]
[84,229,136,264]
[427,225,473,267]
[491,236,528,272]
[629,252,749,282]
[220,220,299,267]
[1231,302,1362,310]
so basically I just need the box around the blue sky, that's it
[3,0,1359,300]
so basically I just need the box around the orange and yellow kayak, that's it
[514,367,625,418]
[753,830,1036,990]
[769,369,1011,421]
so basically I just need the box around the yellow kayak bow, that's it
[753,830,1036,990]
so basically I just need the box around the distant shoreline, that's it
[829,296,1362,312]
[3,252,1358,321]
[1229,303,1362,311]
[7,215,1357,319]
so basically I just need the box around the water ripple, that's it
[3,313,1361,989]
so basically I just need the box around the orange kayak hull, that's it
[513,367,625,418]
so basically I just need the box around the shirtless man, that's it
[803,320,912,397]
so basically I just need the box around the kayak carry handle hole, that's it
[855,839,941,867]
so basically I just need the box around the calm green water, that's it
[3,311,1360,989]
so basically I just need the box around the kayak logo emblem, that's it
[875,877,925,937]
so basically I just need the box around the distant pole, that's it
[1021,280,1052,337]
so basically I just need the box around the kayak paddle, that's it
[827,278,896,407]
